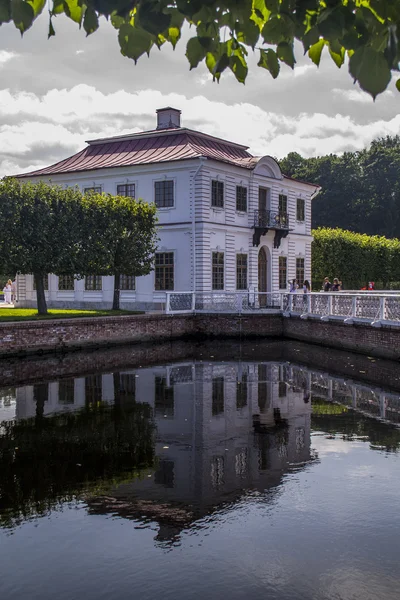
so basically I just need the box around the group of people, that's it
[289,279,311,294]
[2,279,16,304]
[322,277,342,292]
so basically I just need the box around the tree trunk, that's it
[34,272,48,315]
[113,273,120,311]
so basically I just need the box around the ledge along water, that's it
[1,291,400,360]
[1,339,400,600]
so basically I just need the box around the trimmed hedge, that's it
[312,228,400,290]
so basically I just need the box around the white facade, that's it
[16,109,319,310]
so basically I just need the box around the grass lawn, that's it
[0,308,143,322]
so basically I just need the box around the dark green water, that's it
[1,341,400,600]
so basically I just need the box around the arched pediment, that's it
[253,156,282,180]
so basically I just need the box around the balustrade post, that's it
[352,295,357,318]
[288,294,293,312]
[165,292,171,314]
[191,292,196,313]
[327,294,332,316]
[379,296,386,321]
[306,293,311,313]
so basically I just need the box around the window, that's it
[155,252,174,290]
[154,180,174,208]
[279,256,287,290]
[58,275,75,291]
[236,372,248,409]
[279,194,288,213]
[212,377,224,415]
[120,275,135,290]
[117,183,135,198]
[210,456,224,489]
[85,275,102,291]
[212,252,224,290]
[59,379,75,405]
[296,198,305,221]
[154,460,175,488]
[211,180,224,208]
[85,375,102,406]
[84,186,102,194]
[236,254,248,290]
[296,257,305,286]
[155,376,174,418]
[118,373,136,403]
[33,274,48,291]
[279,381,287,398]
[236,186,247,212]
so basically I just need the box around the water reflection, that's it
[1,352,400,540]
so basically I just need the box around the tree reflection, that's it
[0,377,155,529]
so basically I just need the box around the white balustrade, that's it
[165,291,400,326]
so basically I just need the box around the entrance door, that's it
[258,247,268,307]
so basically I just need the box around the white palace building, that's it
[16,108,319,310]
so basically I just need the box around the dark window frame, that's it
[85,275,102,291]
[279,256,287,290]
[212,252,224,290]
[154,180,174,208]
[120,275,135,291]
[296,198,305,222]
[296,257,305,286]
[117,183,136,199]
[155,252,174,291]
[211,180,224,208]
[279,194,288,214]
[212,377,224,415]
[236,253,248,290]
[84,186,102,194]
[236,185,248,212]
[58,275,75,291]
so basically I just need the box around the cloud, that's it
[0,50,18,66]
[2,84,400,177]
[333,88,394,103]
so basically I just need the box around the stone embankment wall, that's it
[0,312,400,361]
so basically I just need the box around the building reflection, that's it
[2,357,400,540]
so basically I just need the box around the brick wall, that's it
[1,312,400,362]
[283,316,400,361]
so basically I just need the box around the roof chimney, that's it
[156,107,181,130]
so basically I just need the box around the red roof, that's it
[16,128,255,178]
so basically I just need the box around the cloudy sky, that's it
[1,13,400,177]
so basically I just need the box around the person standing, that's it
[303,280,311,294]
[332,278,341,291]
[11,279,16,304]
[323,277,331,292]
[3,280,12,304]
[289,279,298,293]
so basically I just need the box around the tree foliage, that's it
[311,227,400,290]
[280,136,400,239]
[1,0,400,97]
[0,179,158,314]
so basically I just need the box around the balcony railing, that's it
[253,210,289,230]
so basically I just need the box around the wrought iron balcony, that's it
[252,210,290,248]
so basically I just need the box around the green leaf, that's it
[118,23,154,63]
[186,37,207,69]
[213,53,230,76]
[329,44,345,68]
[62,0,83,25]
[349,46,391,99]
[276,41,296,69]
[258,48,280,78]
[308,39,325,66]
[168,26,180,49]
[83,6,99,35]
[236,18,260,49]
[302,26,320,52]
[0,0,12,22]
[251,0,270,29]
[48,15,55,38]
[26,0,44,17]
[11,0,34,33]
[137,2,171,36]
[396,79,400,92]
[206,52,220,81]
[262,16,285,44]
[229,54,248,84]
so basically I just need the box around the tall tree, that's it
[0,179,89,315]
[105,195,158,311]
[1,0,400,98]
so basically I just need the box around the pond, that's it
[1,340,400,600]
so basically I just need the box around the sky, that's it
[1,13,400,177]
